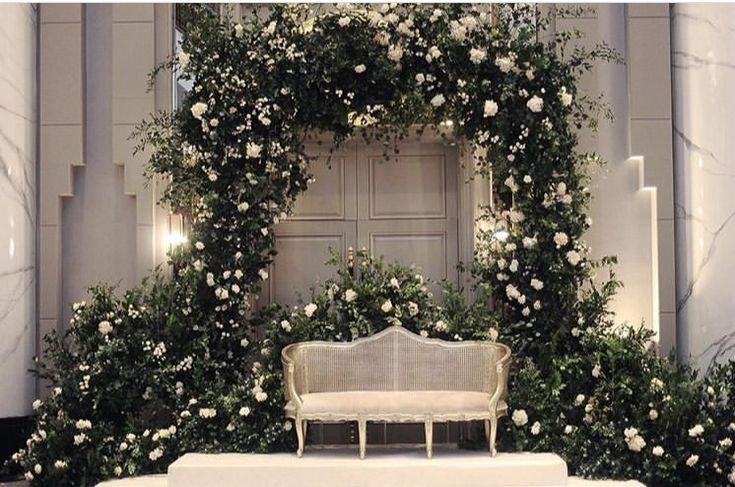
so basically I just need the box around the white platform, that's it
[168,449,567,487]
[95,450,645,487]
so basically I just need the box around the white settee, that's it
[281,326,511,459]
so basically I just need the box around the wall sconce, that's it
[166,213,187,253]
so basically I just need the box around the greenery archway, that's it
[11,5,735,487]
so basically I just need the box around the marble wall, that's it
[0,4,37,418]
[673,4,735,369]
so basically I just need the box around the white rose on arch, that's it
[381,299,393,313]
[483,99,498,118]
[469,47,487,64]
[190,102,208,120]
[559,86,573,107]
[430,94,446,107]
[526,95,544,113]
[304,303,317,317]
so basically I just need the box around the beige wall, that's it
[38,4,173,350]
[35,4,676,357]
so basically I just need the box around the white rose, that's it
[178,51,191,68]
[237,201,249,213]
[190,102,208,120]
[239,406,251,417]
[354,64,366,74]
[553,232,569,247]
[688,424,704,437]
[469,47,487,64]
[511,409,528,426]
[526,95,544,113]
[719,437,732,449]
[381,300,393,313]
[149,447,164,461]
[652,446,664,457]
[344,289,358,302]
[408,301,419,317]
[258,269,269,281]
[34,464,42,474]
[626,434,646,452]
[415,73,425,85]
[338,16,351,27]
[488,327,499,341]
[389,277,399,288]
[255,391,268,402]
[434,320,448,332]
[649,409,659,420]
[483,100,498,118]
[592,364,601,378]
[530,421,541,435]
[566,250,582,266]
[246,142,262,159]
[559,86,573,107]
[32,399,42,410]
[495,56,513,73]
[304,303,317,317]
[280,320,292,332]
[686,454,699,467]
[195,241,205,250]
[98,320,113,335]
[234,23,244,38]
[564,425,573,434]
[430,94,446,107]
[387,45,403,62]
[530,278,544,291]
[574,394,585,406]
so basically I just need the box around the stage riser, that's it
[167,450,568,487]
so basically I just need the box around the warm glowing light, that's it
[167,231,187,248]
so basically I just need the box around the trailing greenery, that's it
[7,4,735,486]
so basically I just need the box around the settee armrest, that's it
[488,348,512,412]
[281,348,303,409]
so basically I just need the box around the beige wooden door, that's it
[266,142,358,308]
[357,140,459,300]
[269,138,459,308]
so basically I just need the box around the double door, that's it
[266,138,460,309]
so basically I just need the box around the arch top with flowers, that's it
[13,4,735,487]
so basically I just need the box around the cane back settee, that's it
[281,326,511,459]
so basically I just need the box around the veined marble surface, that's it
[673,5,735,369]
[0,4,37,417]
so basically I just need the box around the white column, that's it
[0,4,37,417]
[673,5,735,368]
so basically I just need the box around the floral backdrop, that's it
[6,4,735,487]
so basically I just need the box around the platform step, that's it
[167,449,569,487]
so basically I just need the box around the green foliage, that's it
[8,4,735,486]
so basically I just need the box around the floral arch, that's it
[11,4,735,487]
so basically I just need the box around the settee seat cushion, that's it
[291,390,506,419]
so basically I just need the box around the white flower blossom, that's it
[530,278,544,291]
[178,51,191,68]
[688,424,704,437]
[338,16,351,27]
[652,446,664,457]
[354,64,366,74]
[408,301,419,316]
[381,300,393,313]
[531,421,541,435]
[387,45,404,62]
[686,454,699,467]
[624,427,646,452]
[344,289,358,302]
[553,232,569,247]
[469,47,487,64]
[98,320,113,335]
[234,23,244,38]
[559,86,573,107]
[430,94,446,107]
[483,100,498,118]
[304,303,317,317]
[149,447,164,461]
[239,406,251,417]
[511,409,528,426]
[649,409,659,420]
[566,250,582,266]
[190,102,208,120]
[526,95,544,113]
[246,142,262,159]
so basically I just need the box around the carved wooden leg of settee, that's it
[358,417,367,459]
[296,415,304,457]
[424,418,433,459]
[489,416,498,457]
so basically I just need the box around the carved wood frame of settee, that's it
[281,326,511,459]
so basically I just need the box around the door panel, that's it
[357,140,459,299]
[269,222,357,308]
